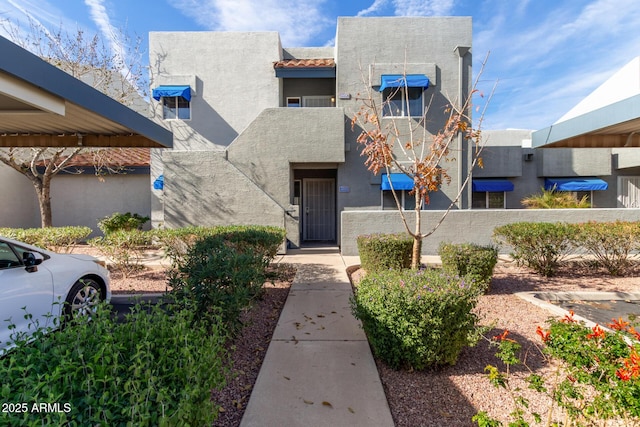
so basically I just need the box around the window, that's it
[382,87,423,117]
[382,190,422,210]
[162,96,190,120]
[0,242,21,269]
[618,176,640,208]
[286,96,334,108]
[286,97,301,108]
[472,191,506,209]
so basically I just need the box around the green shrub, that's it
[357,233,413,273]
[438,242,498,289]
[97,211,150,235]
[1,303,228,426]
[168,235,268,333]
[154,225,285,266]
[88,229,153,276]
[574,221,640,276]
[351,268,483,370]
[493,222,578,277]
[0,226,92,252]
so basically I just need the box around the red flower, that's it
[586,324,606,340]
[608,317,630,331]
[536,326,551,342]
[493,329,515,342]
[627,326,640,340]
[617,368,632,381]
[561,310,576,323]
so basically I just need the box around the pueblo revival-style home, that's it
[149,17,640,254]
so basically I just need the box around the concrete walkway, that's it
[240,249,394,427]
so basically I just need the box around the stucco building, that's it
[149,17,640,254]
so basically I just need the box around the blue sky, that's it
[1,0,639,131]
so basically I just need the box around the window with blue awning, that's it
[472,179,514,192]
[544,178,608,191]
[381,173,414,190]
[152,86,191,101]
[378,74,430,92]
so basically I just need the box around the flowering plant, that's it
[474,311,640,426]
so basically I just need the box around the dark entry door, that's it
[303,178,335,241]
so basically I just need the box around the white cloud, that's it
[170,0,332,46]
[356,0,389,17]
[475,0,640,130]
[392,0,455,16]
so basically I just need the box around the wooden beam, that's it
[0,134,161,148]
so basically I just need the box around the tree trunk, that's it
[411,201,422,269]
[34,181,53,228]
[411,236,422,269]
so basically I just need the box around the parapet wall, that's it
[341,208,640,255]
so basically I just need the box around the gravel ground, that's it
[104,250,639,427]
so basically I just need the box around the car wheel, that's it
[64,278,103,321]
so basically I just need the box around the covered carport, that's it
[0,36,172,229]
[0,36,172,148]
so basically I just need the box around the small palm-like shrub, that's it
[521,188,590,209]
[351,268,483,370]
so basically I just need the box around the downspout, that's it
[454,46,470,209]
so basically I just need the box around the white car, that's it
[0,236,111,353]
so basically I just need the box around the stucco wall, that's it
[341,208,640,255]
[335,16,474,219]
[50,174,151,237]
[162,150,286,230]
[0,165,150,237]
[149,31,282,150]
[0,164,39,228]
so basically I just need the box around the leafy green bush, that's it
[168,234,269,333]
[97,211,150,235]
[1,303,228,426]
[0,226,92,252]
[438,242,498,289]
[351,268,483,370]
[88,229,153,276]
[357,233,413,273]
[493,222,578,277]
[154,225,285,266]
[574,221,640,276]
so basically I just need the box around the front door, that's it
[303,178,335,241]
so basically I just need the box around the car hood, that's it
[63,253,102,262]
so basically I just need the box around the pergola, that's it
[0,36,172,149]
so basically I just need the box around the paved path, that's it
[240,249,394,427]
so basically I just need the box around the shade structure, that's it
[378,74,430,92]
[544,177,608,191]
[472,179,514,192]
[381,173,414,190]
[152,85,191,101]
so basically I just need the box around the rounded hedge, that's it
[357,233,413,273]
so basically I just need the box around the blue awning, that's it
[378,74,430,92]
[544,177,608,191]
[152,86,191,101]
[472,179,514,192]
[381,173,414,191]
[153,175,164,190]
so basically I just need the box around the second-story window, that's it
[162,96,190,120]
[382,87,423,117]
[378,74,430,118]
[152,85,192,120]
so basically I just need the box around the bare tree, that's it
[0,17,147,227]
[351,54,494,269]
